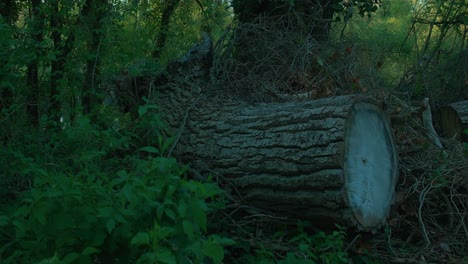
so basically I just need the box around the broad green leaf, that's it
[164,208,176,221]
[81,247,99,255]
[137,252,157,263]
[121,184,134,202]
[161,136,175,154]
[156,247,176,264]
[317,57,324,67]
[90,230,107,247]
[192,202,207,232]
[157,205,165,220]
[214,237,235,246]
[202,240,224,264]
[36,254,60,264]
[116,170,128,179]
[131,232,150,246]
[177,202,187,218]
[32,203,48,225]
[299,243,309,251]
[139,146,160,154]
[182,220,194,240]
[0,215,9,226]
[156,226,175,240]
[51,212,74,230]
[62,252,80,263]
[106,219,116,234]
[97,207,113,218]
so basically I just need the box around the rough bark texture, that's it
[175,95,398,231]
[437,100,468,142]
[151,35,398,230]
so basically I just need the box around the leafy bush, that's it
[0,107,232,263]
[1,157,231,263]
[279,224,349,264]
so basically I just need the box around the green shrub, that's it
[1,157,231,263]
[0,107,233,263]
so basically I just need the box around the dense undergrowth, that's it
[0,106,234,263]
[1,0,467,263]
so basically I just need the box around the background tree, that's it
[81,0,111,116]
[26,0,45,126]
[152,0,180,59]
[0,0,18,113]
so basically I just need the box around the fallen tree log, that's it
[175,95,398,231]
[437,100,468,142]
[148,36,399,231]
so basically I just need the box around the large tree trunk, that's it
[175,95,398,231]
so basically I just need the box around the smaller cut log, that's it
[437,100,468,142]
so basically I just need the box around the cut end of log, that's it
[344,102,398,230]
[437,100,468,142]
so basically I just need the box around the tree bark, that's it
[49,0,65,122]
[174,95,398,231]
[26,0,44,126]
[152,0,179,59]
[437,100,468,142]
[82,0,107,116]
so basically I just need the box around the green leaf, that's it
[140,146,160,154]
[81,247,99,255]
[160,136,175,154]
[155,226,175,240]
[202,240,224,264]
[156,247,176,264]
[182,220,194,240]
[32,203,48,225]
[156,205,165,220]
[177,202,187,218]
[164,208,176,221]
[97,207,113,218]
[137,252,157,263]
[90,230,107,247]
[131,232,150,246]
[51,212,75,230]
[62,252,80,263]
[192,204,207,232]
[121,184,134,202]
[36,254,60,264]
[299,243,309,251]
[317,57,324,67]
[116,170,128,179]
[216,237,236,246]
[0,215,9,226]
[106,219,116,234]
